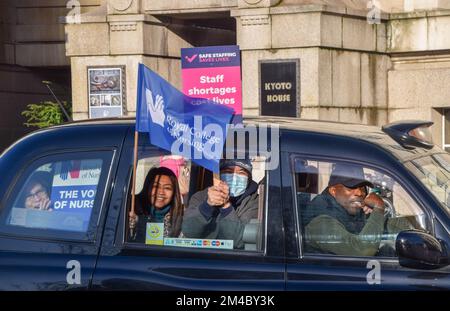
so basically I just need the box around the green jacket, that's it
[303,190,385,257]
[303,190,414,256]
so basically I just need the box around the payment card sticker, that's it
[145,222,164,245]
[164,238,233,249]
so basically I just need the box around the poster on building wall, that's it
[181,45,242,118]
[88,66,125,119]
[260,59,299,118]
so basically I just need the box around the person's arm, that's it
[386,216,415,233]
[305,209,385,256]
[181,190,219,238]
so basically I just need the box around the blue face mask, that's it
[220,173,248,197]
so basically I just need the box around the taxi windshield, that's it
[406,152,450,215]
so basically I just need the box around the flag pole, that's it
[213,173,220,186]
[129,130,139,238]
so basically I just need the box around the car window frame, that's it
[118,146,271,257]
[0,149,116,243]
[288,153,435,261]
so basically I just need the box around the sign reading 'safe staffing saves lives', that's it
[181,45,242,116]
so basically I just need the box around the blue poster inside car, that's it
[8,159,103,232]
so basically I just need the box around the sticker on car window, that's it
[145,222,164,245]
[164,238,233,250]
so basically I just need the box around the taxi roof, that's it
[55,116,441,161]
[59,116,384,137]
[243,116,438,161]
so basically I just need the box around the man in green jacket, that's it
[303,163,387,257]
[182,159,259,249]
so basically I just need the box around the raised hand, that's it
[207,181,230,207]
[39,198,52,211]
[128,211,138,240]
[363,192,385,214]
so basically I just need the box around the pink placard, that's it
[181,45,242,115]
[182,66,242,114]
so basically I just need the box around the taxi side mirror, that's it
[396,230,449,270]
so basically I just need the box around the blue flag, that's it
[136,63,234,173]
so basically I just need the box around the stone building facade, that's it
[3,0,450,150]
[0,0,101,150]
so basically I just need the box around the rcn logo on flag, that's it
[145,89,165,127]
[136,63,234,173]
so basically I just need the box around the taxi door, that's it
[281,130,450,290]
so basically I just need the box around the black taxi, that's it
[0,117,448,290]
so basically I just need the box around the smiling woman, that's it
[130,166,184,244]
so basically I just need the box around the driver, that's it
[302,163,387,256]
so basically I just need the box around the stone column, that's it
[232,3,277,117]
[233,3,390,124]
[387,10,450,148]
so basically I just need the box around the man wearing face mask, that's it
[182,159,258,249]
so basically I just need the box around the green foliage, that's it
[21,101,71,129]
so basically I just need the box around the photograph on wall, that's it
[88,67,125,118]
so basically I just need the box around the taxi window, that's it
[406,153,450,215]
[125,146,266,253]
[293,157,429,258]
[0,152,113,240]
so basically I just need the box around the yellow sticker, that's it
[145,222,164,245]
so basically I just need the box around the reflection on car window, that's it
[6,158,103,233]
[293,158,428,257]
[407,153,450,214]
[126,147,266,252]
